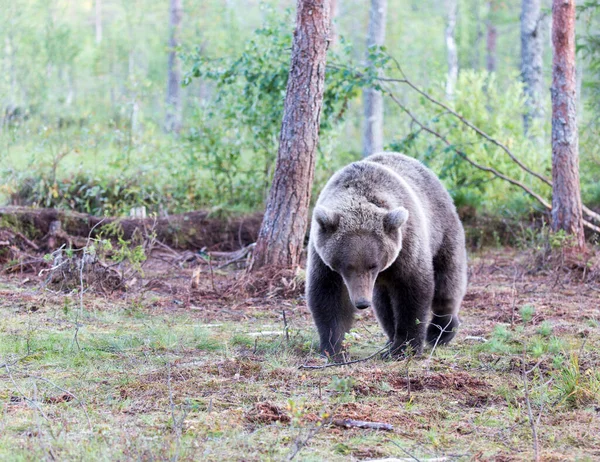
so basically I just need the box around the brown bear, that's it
[306,152,467,358]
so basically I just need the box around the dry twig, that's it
[521,348,541,462]
[299,345,390,370]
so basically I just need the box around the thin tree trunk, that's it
[521,0,544,134]
[486,1,497,73]
[250,0,331,271]
[445,0,458,99]
[472,0,483,69]
[551,0,584,248]
[165,0,183,133]
[363,0,387,157]
[95,0,102,45]
[330,0,339,46]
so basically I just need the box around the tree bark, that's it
[521,0,544,134]
[486,1,497,73]
[551,0,585,248]
[445,0,458,99]
[250,0,331,271]
[363,0,387,157]
[165,0,183,133]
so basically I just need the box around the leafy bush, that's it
[6,171,163,216]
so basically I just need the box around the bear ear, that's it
[314,207,340,233]
[383,207,409,233]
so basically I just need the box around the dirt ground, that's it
[0,246,599,461]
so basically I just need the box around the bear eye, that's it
[368,264,378,271]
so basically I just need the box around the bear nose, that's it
[354,299,371,310]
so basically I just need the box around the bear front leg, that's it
[387,275,434,357]
[306,247,355,360]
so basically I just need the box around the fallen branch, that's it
[213,243,256,269]
[332,419,393,431]
[299,345,390,370]
[15,232,40,250]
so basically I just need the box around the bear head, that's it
[312,204,409,310]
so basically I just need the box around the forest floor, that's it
[0,246,599,461]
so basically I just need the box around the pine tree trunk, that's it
[551,0,585,249]
[165,0,183,133]
[445,0,458,99]
[363,0,387,157]
[521,0,544,134]
[486,1,497,73]
[250,0,331,271]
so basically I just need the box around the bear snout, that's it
[354,298,372,310]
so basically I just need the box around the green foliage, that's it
[183,13,361,208]
[5,170,163,216]
[577,1,600,210]
[578,1,600,114]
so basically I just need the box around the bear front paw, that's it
[320,347,348,363]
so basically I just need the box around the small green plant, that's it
[549,229,574,249]
[520,304,535,323]
[553,351,600,408]
[110,237,148,276]
[328,376,355,395]
[537,321,553,337]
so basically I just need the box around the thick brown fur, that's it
[306,152,467,358]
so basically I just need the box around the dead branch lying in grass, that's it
[299,345,390,370]
[332,419,393,431]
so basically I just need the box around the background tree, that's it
[95,0,102,45]
[445,0,458,99]
[551,0,585,248]
[330,0,339,46]
[363,0,387,157]
[165,0,183,133]
[521,0,544,134]
[250,0,331,270]
[486,0,498,73]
